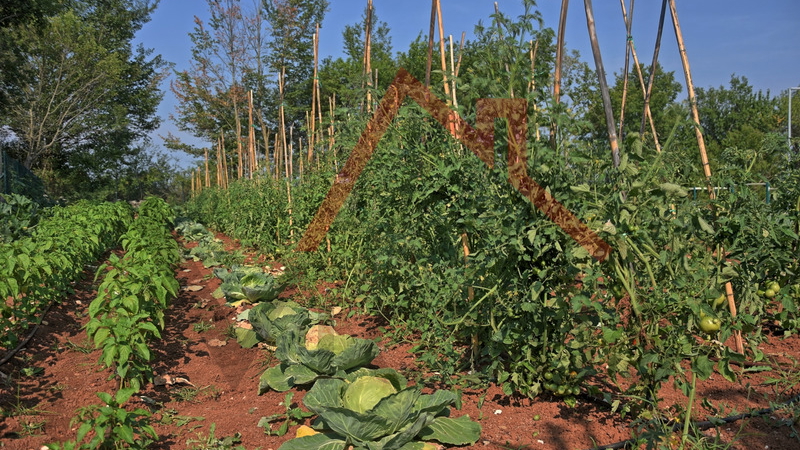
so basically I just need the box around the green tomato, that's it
[765,289,777,299]
[543,372,554,381]
[768,281,780,292]
[699,316,722,333]
[712,294,726,308]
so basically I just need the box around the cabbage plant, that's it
[259,327,379,393]
[277,369,481,450]
[213,265,284,304]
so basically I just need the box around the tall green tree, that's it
[0,0,166,199]
[264,0,328,127]
[578,63,682,144]
[318,4,395,109]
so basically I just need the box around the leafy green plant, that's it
[213,264,285,305]
[48,388,156,450]
[259,326,379,393]
[257,391,314,436]
[234,299,327,348]
[193,320,215,333]
[186,423,245,450]
[278,368,481,450]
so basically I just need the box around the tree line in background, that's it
[0,0,798,201]
[175,0,799,191]
[0,0,175,202]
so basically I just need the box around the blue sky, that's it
[134,0,800,167]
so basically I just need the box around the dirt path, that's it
[1,233,799,449]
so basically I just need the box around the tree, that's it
[579,63,682,144]
[264,0,328,127]
[171,1,250,155]
[318,4,396,109]
[0,0,166,199]
[0,0,63,112]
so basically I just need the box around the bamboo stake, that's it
[273,132,280,180]
[221,131,229,188]
[289,125,294,179]
[618,0,634,139]
[619,0,661,152]
[435,0,454,136]
[257,110,271,178]
[279,67,289,180]
[216,136,222,187]
[530,39,541,141]
[455,32,466,77]
[248,90,256,178]
[425,0,436,87]
[552,0,569,148]
[642,0,667,139]
[328,95,337,170]
[309,23,320,163]
[668,0,743,354]
[203,148,209,187]
[363,0,373,112]
[584,0,621,167]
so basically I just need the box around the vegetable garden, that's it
[2,0,800,449]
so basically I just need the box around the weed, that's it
[159,408,205,428]
[64,338,94,354]
[192,321,214,333]
[186,423,245,450]
[20,366,43,377]
[257,391,314,436]
[171,385,219,403]
[223,323,238,339]
[20,419,45,436]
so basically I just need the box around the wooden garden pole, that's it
[204,148,210,187]
[279,67,289,180]
[641,0,667,140]
[619,0,661,152]
[363,0,373,113]
[584,0,621,168]
[248,90,256,178]
[436,0,451,103]
[668,0,743,354]
[257,110,271,178]
[221,131,229,188]
[551,0,569,148]
[436,0,455,135]
[529,39,541,141]
[329,95,337,169]
[216,137,222,187]
[273,132,280,180]
[617,0,634,139]
[308,24,320,164]
[425,0,436,87]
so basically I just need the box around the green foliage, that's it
[180,0,800,426]
[48,388,157,450]
[213,265,285,304]
[0,1,166,200]
[258,327,379,393]
[85,197,179,390]
[279,368,480,450]
[0,193,41,242]
[257,391,315,436]
[0,200,132,350]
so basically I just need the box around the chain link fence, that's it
[0,149,46,201]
